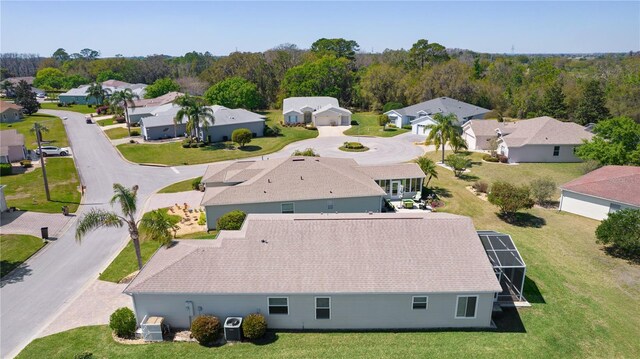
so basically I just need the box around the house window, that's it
[281,202,294,214]
[327,200,334,210]
[609,203,621,213]
[455,296,478,318]
[268,297,289,315]
[412,296,428,310]
[553,146,560,156]
[315,297,331,319]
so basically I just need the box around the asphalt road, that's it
[0,110,206,358]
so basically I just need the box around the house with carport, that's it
[559,165,640,220]
[123,212,503,330]
[200,156,425,229]
[385,97,490,135]
[282,97,351,126]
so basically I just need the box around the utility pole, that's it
[34,122,51,201]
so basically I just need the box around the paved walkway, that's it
[317,125,351,137]
[39,281,131,337]
[0,211,73,239]
[145,191,205,211]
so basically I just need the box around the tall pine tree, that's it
[574,80,610,125]
[540,82,568,119]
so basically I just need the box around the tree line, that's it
[2,41,638,123]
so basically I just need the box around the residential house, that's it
[58,80,147,105]
[462,119,519,151]
[200,157,425,229]
[124,212,503,330]
[496,116,593,163]
[282,97,351,126]
[140,104,265,142]
[0,185,7,212]
[385,97,490,135]
[0,102,23,123]
[0,129,27,163]
[127,92,183,125]
[559,165,640,220]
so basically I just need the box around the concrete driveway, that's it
[317,125,351,137]
[0,211,73,239]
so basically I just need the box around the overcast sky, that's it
[1,1,638,57]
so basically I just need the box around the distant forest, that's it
[1,39,638,122]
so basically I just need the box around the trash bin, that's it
[224,317,243,341]
[41,227,49,240]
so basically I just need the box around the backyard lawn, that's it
[96,117,118,126]
[16,153,640,358]
[0,158,81,213]
[116,111,317,165]
[158,177,200,193]
[104,127,139,140]
[0,234,45,278]
[0,113,70,149]
[343,112,410,137]
[39,102,96,114]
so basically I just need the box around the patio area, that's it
[167,203,206,237]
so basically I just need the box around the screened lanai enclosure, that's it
[477,231,527,302]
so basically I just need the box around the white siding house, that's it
[282,97,351,126]
[559,166,640,220]
[124,213,502,330]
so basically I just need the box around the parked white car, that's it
[35,146,70,157]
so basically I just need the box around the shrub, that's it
[472,181,489,194]
[109,307,136,338]
[497,154,509,163]
[0,163,12,176]
[191,176,203,190]
[264,125,281,137]
[216,210,247,230]
[305,125,317,131]
[87,104,92,108]
[190,315,222,346]
[198,212,206,225]
[182,140,191,148]
[402,125,412,130]
[382,102,403,113]
[482,154,499,162]
[242,313,267,340]
[387,123,397,128]
[343,141,364,149]
[130,130,140,136]
[20,160,32,168]
[56,102,63,107]
[198,142,206,148]
[530,177,556,205]
[350,120,359,125]
[292,148,319,157]
[488,181,534,220]
[580,159,601,174]
[232,128,252,148]
[74,352,93,359]
[445,154,471,177]
[377,114,390,126]
[190,142,199,148]
[596,209,640,257]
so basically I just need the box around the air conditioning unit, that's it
[224,317,243,341]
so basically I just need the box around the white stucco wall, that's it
[559,190,638,221]
[130,292,496,330]
[504,144,582,163]
[462,128,477,150]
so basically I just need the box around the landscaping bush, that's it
[596,209,640,257]
[190,142,199,148]
[472,181,489,194]
[350,120,359,125]
[87,104,92,108]
[56,102,63,107]
[580,159,601,174]
[198,142,206,148]
[20,160,32,168]
[497,154,509,163]
[343,141,364,149]
[264,125,281,137]
[242,313,267,340]
[130,130,140,136]
[191,315,222,346]
[0,163,12,176]
[445,154,471,177]
[292,148,319,157]
[232,128,253,148]
[530,177,556,205]
[216,210,247,230]
[377,114,390,126]
[402,125,412,130]
[115,116,126,123]
[182,139,191,148]
[109,307,136,338]
[73,351,93,359]
[382,101,403,113]
[387,123,397,128]
[191,176,203,190]
[198,212,206,225]
[482,154,499,162]
[488,181,534,221]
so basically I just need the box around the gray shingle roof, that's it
[140,104,264,129]
[386,97,490,121]
[282,97,350,115]
[499,116,594,147]
[463,119,519,137]
[124,213,502,295]
[357,163,425,180]
[59,80,147,97]
[200,157,387,206]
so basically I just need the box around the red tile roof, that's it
[561,166,640,207]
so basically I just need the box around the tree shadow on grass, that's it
[523,276,546,304]
[249,331,279,346]
[424,186,452,199]
[0,261,33,287]
[497,212,546,228]
[458,173,480,182]
[237,145,262,152]
[603,246,640,265]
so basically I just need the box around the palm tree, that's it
[424,113,463,163]
[75,184,175,270]
[86,82,110,105]
[139,209,179,245]
[449,133,468,153]
[174,94,215,141]
[414,156,438,188]
[111,89,140,136]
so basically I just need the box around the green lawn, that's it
[96,118,117,126]
[158,177,200,193]
[0,113,69,149]
[0,158,81,213]
[116,110,318,166]
[343,112,410,137]
[0,234,45,278]
[104,127,140,140]
[39,102,97,114]
[16,155,640,358]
